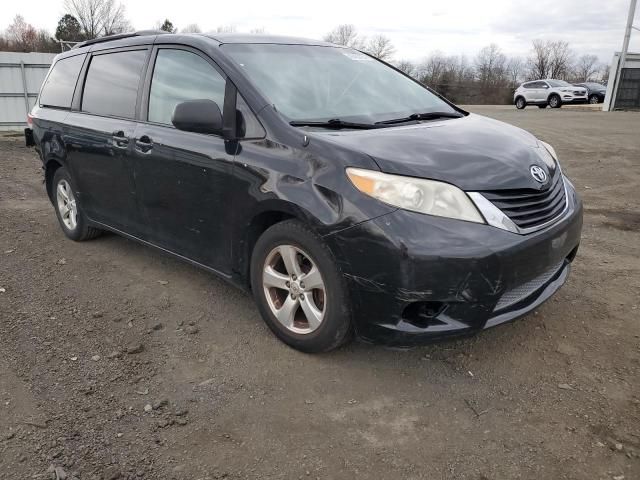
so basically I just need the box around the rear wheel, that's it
[589,94,600,104]
[515,97,526,109]
[52,167,102,241]
[548,94,562,108]
[250,220,352,352]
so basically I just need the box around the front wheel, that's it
[515,97,526,109]
[548,94,562,108]
[250,220,352,352]
[589,94,600,104]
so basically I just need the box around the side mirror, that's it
[171,99,223,135]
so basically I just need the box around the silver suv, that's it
[514,79,588,109]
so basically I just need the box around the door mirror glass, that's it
[171,99,223,135]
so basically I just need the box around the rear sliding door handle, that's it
[135,135,153,153]
[112,130,129,148]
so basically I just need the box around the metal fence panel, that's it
[615,68,640,109]
[0,51,56,131]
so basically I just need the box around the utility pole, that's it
[610,0,637,110]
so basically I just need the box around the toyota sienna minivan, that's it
[26,31,583,352]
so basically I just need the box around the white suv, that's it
[514,79,588,109]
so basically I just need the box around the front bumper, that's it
[562,95,588,104]
[327,182,583,346]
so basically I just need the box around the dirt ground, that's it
[1,106,639,480]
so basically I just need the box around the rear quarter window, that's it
[39,54,86,109]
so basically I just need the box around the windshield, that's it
[221,44,457,123]
[547,80,571,87]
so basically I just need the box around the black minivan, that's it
[27,31,583,352]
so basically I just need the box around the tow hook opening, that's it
[402,301,448,329]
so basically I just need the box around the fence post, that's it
[19,60,30,117]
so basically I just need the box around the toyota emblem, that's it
[530,165,547,183]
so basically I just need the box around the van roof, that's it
[73,30,339,50]
[204,33,338,47]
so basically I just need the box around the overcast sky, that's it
[3,0,639,62]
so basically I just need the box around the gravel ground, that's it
[0,107,639,480]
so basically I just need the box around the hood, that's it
[311,114,557,191]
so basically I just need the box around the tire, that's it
[250,220,352,353]
[52,167,102,241]
[589,94,600,104]
[548,94,562,108]
[538,104,548,109]
[515,97,526,109]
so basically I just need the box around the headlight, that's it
[346,168,485,224]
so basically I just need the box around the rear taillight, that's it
[27,113,33,127]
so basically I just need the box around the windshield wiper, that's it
[374,111,464,125]
[289,118,380,130]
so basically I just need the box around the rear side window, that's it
[148,49,226,125]
[82,50,147,118]
[39,54,85,109]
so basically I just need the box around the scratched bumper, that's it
[328,182,583,346]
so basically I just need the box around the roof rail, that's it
[73,30,169,49]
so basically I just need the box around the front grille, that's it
[481,173,566,230]
[573,91,585,95]
[494,260,565,311]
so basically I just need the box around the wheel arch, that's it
[234,202,311,287]
[45,159,64,203]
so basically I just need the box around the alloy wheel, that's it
[589,95,599,104]
[262,245,326,334]
[56,179,78,230]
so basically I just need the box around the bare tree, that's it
[549,40,572,78]
[528,39,573,79]
[181,24,202,33]
[599,64,610,83]
[323,24,362,48]
[2,15,57,52]
[528,40,553,79]
[506,57,525,85]
[64,0,131,39]
[214,25,237,33]
[475,44,507,85]
[6,15,37,51]
[394,59,417,77]
[417,51,448,85]
[573,54,599,81]
[363,34,395,61]
[101,2,131,36]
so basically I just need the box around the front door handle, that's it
[135,135,153,154]
[112,130,129,149]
